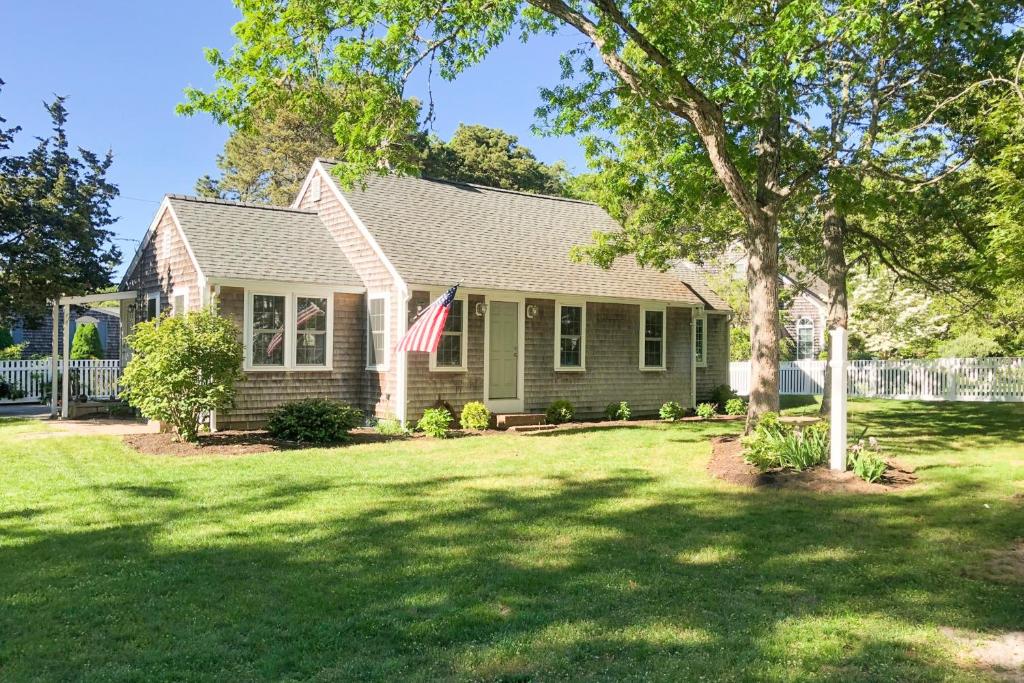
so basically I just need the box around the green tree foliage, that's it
[0,85,120,324]
[120,308,244,442]
[0,326,13,348]
[421,124,567,195]
[69,323,103,360]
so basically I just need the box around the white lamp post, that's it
[829,326,848,471]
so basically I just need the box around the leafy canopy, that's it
[120,308,244,442]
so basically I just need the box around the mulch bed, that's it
[707,435,917,493]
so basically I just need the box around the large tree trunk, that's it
[819,204,849,415]
[745,211,781,430]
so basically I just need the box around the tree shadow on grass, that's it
[1,463,1021,681]
[849,400,1024,455]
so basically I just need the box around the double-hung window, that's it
[555,302,585,371]
[694,312,707,367]
[366,295,388,371]
[640,307,666,370]
[246,290,333,370]
[431,295,466,371]
[796,317,815,360]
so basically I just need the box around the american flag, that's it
[397,283,459,353]
[266,300,324,358]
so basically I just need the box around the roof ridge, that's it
[166,193,317,215]
[315,158,595,207]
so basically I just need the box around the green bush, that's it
[374,418,408,436]
[659,401,685,421]
[70,322,104,360]
[120,308,244,442]
[267,399,363,444]
[724,397,747,416]
[729,327,751,362]
[0,327,13,348]
[545,399,575,424]
[709,384,737,411]
[604,401,631,421]
[848,436,887,483]
[417,407,452,438]
[695,402,717,419]
[460,401,491,430]
[0,342,25,360]
[742,414,829,471]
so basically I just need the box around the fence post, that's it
[829,327,848,472]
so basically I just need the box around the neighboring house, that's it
[120,159,730,429]
[680,244,829,360]
[9,307,122,360]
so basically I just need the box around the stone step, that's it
[508,424,558,433]
[495,412,546,429]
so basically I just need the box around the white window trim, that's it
[366,292,390,372]
[796,316,815,360]
[554,300,586,372]
[694,312,707,368]
[428,290,468,372]
[243,287,334,372]
[639,305,667,371]
[171,286,190,317]
[145,291,161,325]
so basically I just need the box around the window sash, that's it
[556,303,584,369]
[251,294,286,367]
[434,299,464,368]
[695,316,706,367]
[796,320,814,359]
[367,297,386,369]
[641,309,665,369]
[295,296,328,366]
[245,291,333,370]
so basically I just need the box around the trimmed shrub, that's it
[659,401,685,421]
[724,397,747,416]
[267,399,363,444]
[70,322,104,360]
[120,308,244,442]
[742,414,829,471]
[417,407,452,438]
[0,342,25,360]
[545,399,575,424]
[605,401,631,421]
[460,401,491,430]
[709,384,737,411]
[696,402,717,419]
[374,417,408,436]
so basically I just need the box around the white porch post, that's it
[50,300,59,418]
[829,326,848,471]
[61,303,71,419]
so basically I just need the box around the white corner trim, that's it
[428,290,468,372]
[366,291,390,372]
[639,305,667,371]
[554,300,587,372]
[690,306,698,408]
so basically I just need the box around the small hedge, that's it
[724,397,747,416]
[605,401,631,421]
[266,399,364,444]
[460,401,491,430]
[695,402,717,419]
[545,399,575,424]
[659,401,685,421]
[710,384,738,412]
[374,418,408,436]
[417,407,452,438]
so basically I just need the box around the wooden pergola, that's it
[50,291,137,418]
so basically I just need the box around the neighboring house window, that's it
[797,317,815,360]
[555,302,586,371]
[431,295,466,371]
[295,296,328,366]
[640,307,666,370]
[366,295,388,370]
[695,312,707,368]
[251,294,286,367]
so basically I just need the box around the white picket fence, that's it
[730,357,1024,402]
[0,359,121,403]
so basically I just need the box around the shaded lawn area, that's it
[1,400,1022,681]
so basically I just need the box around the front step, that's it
[508,423,557,434]
[495,412,546,430]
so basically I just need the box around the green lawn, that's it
[1,400,1021,681]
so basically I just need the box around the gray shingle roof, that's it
[672,262,731,311]
[325,165,713,306]
[167,195,362,287]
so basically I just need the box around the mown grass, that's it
[0,399,1021,681]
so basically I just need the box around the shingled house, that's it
[120,159,730,429]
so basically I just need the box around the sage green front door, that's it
[488,301,519,400]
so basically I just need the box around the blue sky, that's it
[1,1,587,277]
